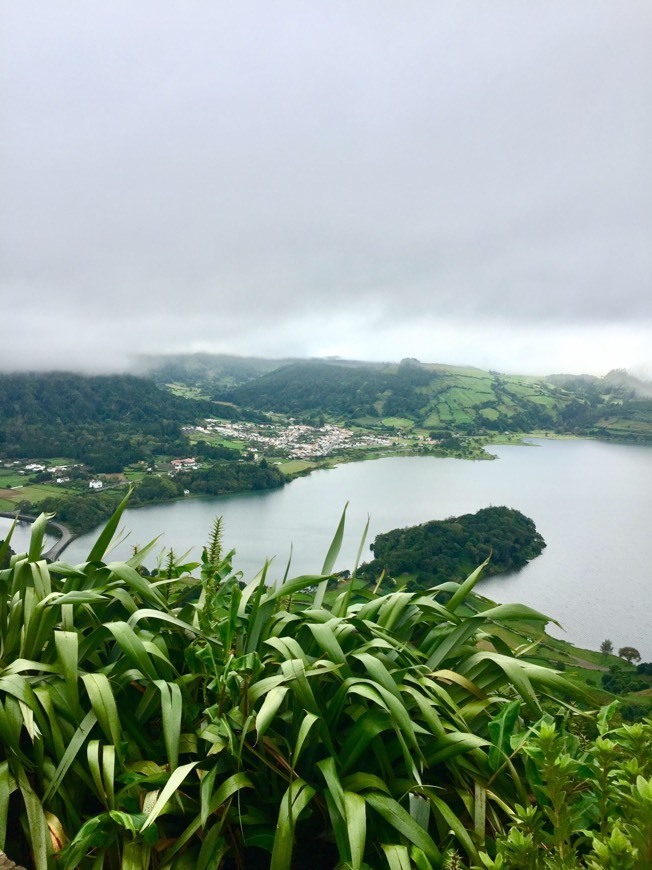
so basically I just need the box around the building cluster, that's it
[3,461,75,485]
[186,420,393,460]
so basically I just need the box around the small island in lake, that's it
[359,505,546,591]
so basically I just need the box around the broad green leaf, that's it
[104,621,159,681]
[426,620,479,670]
[475,602,558,626]
[308,621,349,669]
[17,765,50,870]
[264,635,311,664]
[292,711,320,765]
[381,843,411,870]
[255,685,288,742]
[81,673,122,749]
[107,562,166,608]
[55,630,80,713]
[155,680,183,771]
[270,778,316,870]
[428,792,479,863]
[366,793,441,863]
[344,790,367,870]
[87,740,115,810]
[41,590,107,607]
[266,573,328,603]
[28,513,53,563]
[462,652,540,711]
[488,700,521,771]
[0,761,9,850]
[0,518,17,569]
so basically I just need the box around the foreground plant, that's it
[477,706,652,869]
[0,500,586,868]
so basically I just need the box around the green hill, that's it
[0,372,230,470]
[212,357,652,440]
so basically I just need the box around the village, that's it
[185,418,395,460]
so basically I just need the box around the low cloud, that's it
[2,1,651,374]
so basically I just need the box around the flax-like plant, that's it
[0,499,586,869]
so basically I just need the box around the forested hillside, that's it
[135,352,293,392]
[0,372,259,471]
[213,358,652,440]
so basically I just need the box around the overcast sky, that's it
[2,1,651,376]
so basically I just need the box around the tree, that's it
[600,639,614,656]
[618,646,642,664]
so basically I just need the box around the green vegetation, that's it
[137,352,293,393]
[0,374,286,533]
[24,460,285,535]
[360,507,546,590]
[0,372,266,472]
[0,504,650,868]
[210,358,652,442]
[479,711,652,868]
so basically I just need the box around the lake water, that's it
[49,440,652,658]
[0,517,56,555]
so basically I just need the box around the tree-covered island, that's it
[358,506,546,591]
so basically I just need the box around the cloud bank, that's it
[2,1,651,375]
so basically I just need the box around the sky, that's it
[1,1,651,377]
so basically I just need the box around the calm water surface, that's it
[62,439,652,658]
[0,518,56,554]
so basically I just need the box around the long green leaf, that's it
[446,558,489,613]
[140,760,198,831]
[381,843,411,870]
[87,490,132,562]
[28,513,53,563]
[81,673,122,749]
[17,765,50,870]
[313,503,348,609]
[488,699,521,771]
[293,711,320,765]
[255,685,288,743]
[344,790,367,870]
[0,761,10,850]
[155,680,183,771]
[428,792,479,863]
[366,793,441,863]
[270,778,316,870]
[104,621,159,681]
[159,772,253,863]
[0,517,17,569]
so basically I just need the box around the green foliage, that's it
[478,709,652,869]
[213,359,652,439]
[361,507,546,589]
[0,501,595,868]
[601,666,649,695]
[0,372,214,470]
[175,459,285,496]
